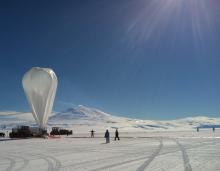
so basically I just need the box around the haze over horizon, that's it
[1,0,220,120]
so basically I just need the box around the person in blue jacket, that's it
[105,129,110,143]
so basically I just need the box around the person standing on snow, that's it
[213,127,215,132]
[104,130,110,143]
[90,129,95,138]
[115,129,120,141]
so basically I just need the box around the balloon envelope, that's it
[22,67,58,129]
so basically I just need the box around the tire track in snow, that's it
[0,153,29,171]
[39,155,61,171]
[92,156,147,171]
[34,154,54,171]
[10,155,29,171]
[92,138,216,171]
[157,140,214,158]
[70,139,162,171]
[46,155,61,171]
[30,154,61,171]
[61,139,152,169]
[4,157,16,171]
[90,138,163,171]
[63,147,150,170]
[1,153,58,171]
[174,139,192,171]
[14,157,29,171]
[136,138,163,171]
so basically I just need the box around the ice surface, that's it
[0,131,220,171]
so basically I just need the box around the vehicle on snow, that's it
[0,132,5,137]
[9,126,48,138]
[9,126,33,138]
[50,127,72,136]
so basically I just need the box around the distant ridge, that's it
[0,105,220,131]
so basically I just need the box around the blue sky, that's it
[0,0,220,119]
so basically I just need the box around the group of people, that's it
[90,129,120,143]
[104,129,120,143]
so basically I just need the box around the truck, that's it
[50,127,72,136]
[9,126,33,138]
[9,126,48,138]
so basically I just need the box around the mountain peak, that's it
[1,106,220,131]
[49,105,111,121]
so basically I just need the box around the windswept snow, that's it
[0,131,220,171]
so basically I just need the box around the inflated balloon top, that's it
[22,67,58,129]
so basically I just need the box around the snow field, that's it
[0,131,220,171]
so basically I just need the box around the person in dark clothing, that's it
[90,129,95,138]
[115,129,120,141]
[213,127,215,132]
[104,129,110,143]
[197,127,199,132]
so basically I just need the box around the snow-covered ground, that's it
[0,130,220,171]
[0,105,220,170]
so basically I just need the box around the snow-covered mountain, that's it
[0,105,220,132]
[0,111,35,128]
[50,105,112,121]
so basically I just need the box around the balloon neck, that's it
[39,127,47,136]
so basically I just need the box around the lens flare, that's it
[123,0,217,51]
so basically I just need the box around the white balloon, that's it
[22,67,58,129]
